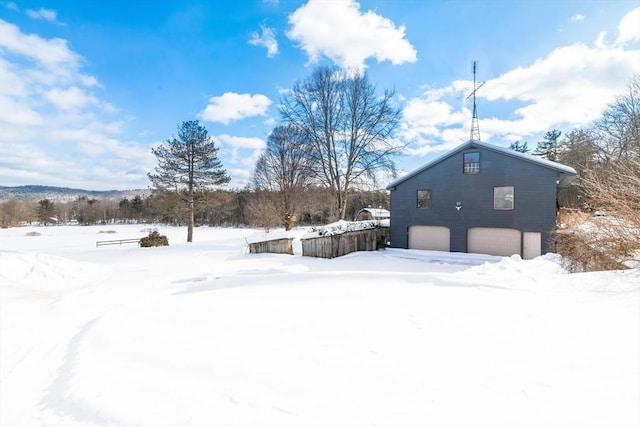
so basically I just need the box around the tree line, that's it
[0,189,390,229]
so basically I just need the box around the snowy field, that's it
[1,224,638,427]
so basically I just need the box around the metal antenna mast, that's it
[466,60,485,142]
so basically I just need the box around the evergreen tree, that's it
[148,120,230,242]
[509,141,530,153]
[534,130,562,161]
[131,195,145,222]
[36,199,55,225]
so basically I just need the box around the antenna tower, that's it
[466,60,485,142]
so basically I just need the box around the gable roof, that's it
[387,140,577,189]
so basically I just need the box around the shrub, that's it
[552,209,638,272]
[551,230,627,272]
[140,230,169,247]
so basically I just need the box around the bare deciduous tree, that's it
[592,74,640,164]
[252,124,315,230]
[555,75,640,270]
[280,66,403,220]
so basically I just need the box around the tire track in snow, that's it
[39,317,121,426]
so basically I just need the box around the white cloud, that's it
[0,20,154,190]
[615,7,640,46]
[216,134,266,150]
[26,8,61,24]
[0,58,28,97]
[249,24,278,58]
[0,94,43,126]
[198,92,272,125]
[399,20,640,157]
[44,86,98,110]
[0,19,89,83]
[213,135,266,187]
[286,0,417,70]
[2,2,18,11]
[570,14,585,23]
[216,134,265,164]
[484,43,638,127]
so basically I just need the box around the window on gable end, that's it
[463,152,480,174]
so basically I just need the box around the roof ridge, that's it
[387,140,576,189]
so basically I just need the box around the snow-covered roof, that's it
[357,208,390,218]
[387,140,577,189]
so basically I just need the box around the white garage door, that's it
[408,226,450,251]
[523,232,542,260]
[468,227,521,257]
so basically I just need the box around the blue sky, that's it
[1,0,638,191]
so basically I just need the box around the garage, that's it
[408,225,450,251]
[467,227,521,257]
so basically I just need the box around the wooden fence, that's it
[301,228,389,259]
[248,237,294,255]
[96,238,141,247]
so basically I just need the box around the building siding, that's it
[389,146,561,255]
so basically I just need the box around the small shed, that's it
[355,208,390,221]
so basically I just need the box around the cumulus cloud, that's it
[198,92,272,125]
[216,134,266,150]
[44,86,98,110]
[286,0,417,70]
[249,24,278,58]
[399,11,640,157]
[216,134,266,164]
[214,134,266,187]
[26,8,62,24]
[0,20,154,190]
[615,7,640,46]
[487,42,638,129]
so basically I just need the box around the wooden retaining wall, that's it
[248,237,294,255]
[301,228,389,259]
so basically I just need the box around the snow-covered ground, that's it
[1,224,638,427]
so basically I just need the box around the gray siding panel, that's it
[389,146,562,255]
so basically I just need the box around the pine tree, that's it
[148,120,230,242]
[534,130,562,161]
[509,141,530,153]
[36,199,55,225]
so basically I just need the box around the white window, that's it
[463,152,480,174]
[494,186,514,210]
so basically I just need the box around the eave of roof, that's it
[387,140,577,190]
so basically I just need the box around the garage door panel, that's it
[468,227,521,257]
[408,226,450,251]
[523,232,541,260]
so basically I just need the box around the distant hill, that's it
[0,185,150,201]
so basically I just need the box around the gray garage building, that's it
[386,140,577,259]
